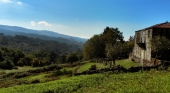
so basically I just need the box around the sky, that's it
[0,0,170,40]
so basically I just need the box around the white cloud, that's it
[17,1,22,5]
[1,0,23,5]
[38,21,51,26]
[30,21,36,26]
[1,0,13,3]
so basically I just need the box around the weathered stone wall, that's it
[132,29,152,66]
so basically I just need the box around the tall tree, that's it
[83,27,124,60]
[66,53,78,64]
[105,42,124,67]
[83,35,103,59]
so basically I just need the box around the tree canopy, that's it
[150,36,170,63]
[83,27,124,60]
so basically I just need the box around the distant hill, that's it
[0,34,82,54]
[0,25,87,43]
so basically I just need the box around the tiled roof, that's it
[137,22,170,31]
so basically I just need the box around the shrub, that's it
[0,59,14,69]
[14,72,29,79]
[89,64,97,70]
[31,79,40,84]
[53,69,72,76]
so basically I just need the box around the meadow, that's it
[1,70,170,93]
[1,59,170,93]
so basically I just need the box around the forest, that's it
[0,33,83,69]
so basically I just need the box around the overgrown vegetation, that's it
[150,36,170,64]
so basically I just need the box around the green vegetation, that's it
[0,46,83,69]
[116,59,139,68]
[0,34,82,54]
[1,70,170,93]
[150,36,170,63]
[77,62,108,73]
[83,27,134,61]
[0,66,41,74]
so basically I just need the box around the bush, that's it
[53,69,72,76]
[14,72,29,79]
[0,59,14,69]
[31,79,40,84]
[89,64,97,70]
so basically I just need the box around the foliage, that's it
[52,69,72,77]
[83,27,124,60]
[105,42,124,66]
[150,36,170,64]
[83,35,103,59]
[57,55,66,63]
[150,36,170,52]
[0,47,25,69]
[89,64,97,70]
[124,36,134,54]
[66,53,78,64]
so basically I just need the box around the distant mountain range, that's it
[0,25,87,43]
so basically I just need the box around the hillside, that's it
[0,59,169,93]
[1,71,170,93]
[0,34,82,54]
[0,25,87,43]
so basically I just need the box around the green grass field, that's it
[2,59,167,93]
[1,70,170,93]
[116,59,139,68]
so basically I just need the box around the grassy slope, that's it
[0,66,43,75]
[1,70,170,93]
[116,59,139,68]
[1,59,156,93]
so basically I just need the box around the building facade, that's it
[132,22,170,66]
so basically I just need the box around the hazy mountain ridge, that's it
[0,25,87,43]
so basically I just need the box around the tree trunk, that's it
[153,51,159,66]
[113,60,116,65]
[154,51,163,66]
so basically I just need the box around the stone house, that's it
[132,22,170,66]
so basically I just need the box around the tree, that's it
[31,58,41,67]
[83,27,124,60]
[83,35,103,59]
[14,50,25,65]
[57,55,66,63]
[122,36,134,58]
[105,42,124,67]
[47,51,58,63]
[150,36,170,65]
[66,53,78,64]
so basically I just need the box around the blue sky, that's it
[0,0,170,40]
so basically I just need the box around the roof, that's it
[136,21,170,32]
